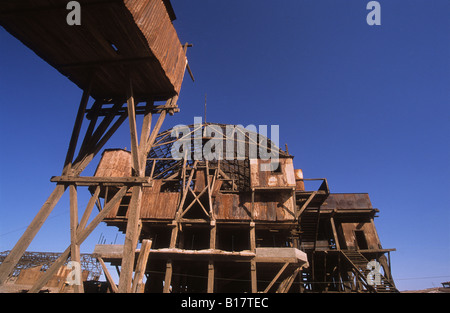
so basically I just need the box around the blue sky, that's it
[0,0,449,291]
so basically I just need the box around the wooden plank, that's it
[28,246,71,293]
[295,191,317,220]
[207,260,214,293]
[50,176,150,184]
[118,185,143,293]
[176,160,198,218]
[330,216,341,250]
[263,262,289,293]
[69,185,83,293]
[138,102,153,174]
[132,239,152,293]
[0,184,66,284]
[276,267,301,293]
[77,186,128,244]
[78,186,100,231]
[63,80,93,175]
[250,260,257,293]
[127,77,141,176]
[163,260,173,293]
[97,257,118,293]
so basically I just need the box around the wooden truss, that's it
[0,75,177,293]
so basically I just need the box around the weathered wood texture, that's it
[250,158,296,188]
[0,0,187,101]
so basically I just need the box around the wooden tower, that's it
[0,0,189,293]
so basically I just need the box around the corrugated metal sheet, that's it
[213,192,295,221]
[322,194,373,210]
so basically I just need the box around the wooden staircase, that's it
[341,250,398,293]
[298,209,320,250]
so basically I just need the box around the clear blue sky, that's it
[0,0,449,291]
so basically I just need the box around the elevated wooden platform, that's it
[0,0,187,102]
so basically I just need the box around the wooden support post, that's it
[295,191,317,220]
[0,184,66,284]
[29,246,71,293]
[250,260,257,293]
[277,267,301,293]
[132,239,152,293]
[207,260,214,293]
[249,221,257,293]
[69,185,83,293]
[126,77,141,176]
[98,257,118,293]
[63,79,93,175]
[263,262,289,293]
[330,215,340,250]
[28,186,128,293]
[207,220,216,293]
[163,260,173,293]
[118,185,143,293]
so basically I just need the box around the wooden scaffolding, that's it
[0,0,189,293]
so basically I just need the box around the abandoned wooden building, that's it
[0,0,397,293]
[89,123,398,293]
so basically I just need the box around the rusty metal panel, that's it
[213,194,251,220]
[141,186,179,219]
[323,194,373,210]
[213,192,294,221]
[251,159,296,188]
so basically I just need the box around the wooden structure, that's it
[0,0,189,293]
[299,193,397,292]
[85,123,397,293]
[0,1,397,293]
[90,124,313,293]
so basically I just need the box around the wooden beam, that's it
[176,160,198,219]
[263,262,289,293]
[78,186,100,231]
[132,239,152,293]
[28,186,127,293]
[250,260,257,293]
[63,81,93,175]
[50,176,150,185]
[29,246,71,293]
[207,260,214,293]
[98,257,118,293]
[118,185,143,293]
[276,267,301,293]
[127,77,141,176]
[138,102,153,174]
[330,215,340,250]
[0,184,66,284]
[69,185,83,293]
[163,260,173,293]
[77,186,128,244]
[295,191,317,220]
